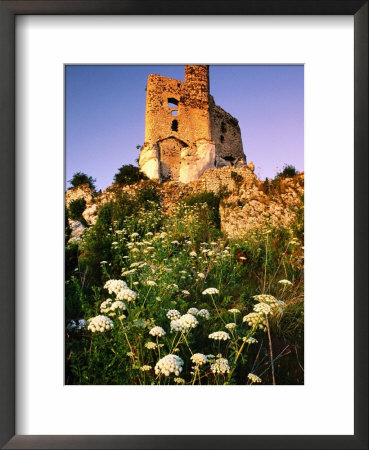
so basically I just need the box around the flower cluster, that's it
[243,336,258,344]
[170,314,199,333]
[197,309,210,319]
[154,355,184,377]
[253,302,272,315]
[202,288,219,295]
[149,326,166,337]
[243,312,267,331]
[253,294,286,314]
[187,307,199,316]
[100,299,126,314]
[140,365,152,372]
[166,309,181,320]
[87,315,114,332]
[228,308,241,314]
[191,353,208,366]
[278,279,292,286]
[104,279,137,302]
[208,331,230,341]
[211,357,230,375]
[145,342,157,350]
[225,323,236,330]
[116,287,137,302]
[248,373,262,383]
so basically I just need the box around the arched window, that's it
[168,98,179,108]
[221,121,227,133]
[171,120,178,132]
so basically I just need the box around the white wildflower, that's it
[228,308,241,314]
[191,353,208,366]
[145,342,157,350]
[243,336,258,344]
[187,307,199,316]
[154,355,184,377]
[140,365,152,372]
[209,331,230,341]
[149,326,166,337]
[202,287,219,295]
[198,309,210,319]
[211,358,230,375]
[77,319,87,330]
[87,315,114,333]
[225,322,236,330]
[197,272,205,279]
[182,290,190,296]
[253,303,272,315]
[248,373,262,383]
[100,299,112,313]
[189,251,197,257]
[174,377,185,384]
[121,269,136,276]
[278,279,292,285]
[104,279,127,296]
[166,309,181,320]
[146,280,157,286]
[243,312,267,331]
[170,314,198,333]
[116,287,137,302]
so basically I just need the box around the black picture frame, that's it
[0,1,367,449]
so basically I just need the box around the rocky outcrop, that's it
[65,166,304,239]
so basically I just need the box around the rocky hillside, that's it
[65,164,304,240]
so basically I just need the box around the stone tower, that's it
[139,65,246,183]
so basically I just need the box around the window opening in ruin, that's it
[221,122,227,133]
[168,98,179,108]
[171,120,178,132]
[171,110,178,116]
[224,156,235,163]
[220,135,225,143]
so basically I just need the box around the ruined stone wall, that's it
[209,96,246,167]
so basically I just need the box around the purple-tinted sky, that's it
[66,65,304,191]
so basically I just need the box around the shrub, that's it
[113,164,147,185]
[276,164,298,179]
[68,172,96,191]
[69,198,86,222]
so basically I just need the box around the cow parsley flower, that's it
[243,336,258,344]
[87,315,114,332]
[189,251,197,257]
[248,373,262,383]
[278,279,292,286]
[145,342,157,349]
[166,309,181,320]
[121,269,137,276]
[140,365,152,372]
[149,326,166,337]
[197,272,205,279]
[211,358,230,375]
[228,308,241,314]
[191,353,208,366]
[243,312,267,331]
[154,355,184,377]
[225,322,236,330]
[170,314,198,333]
[253,303,272,315]
[198,309,210,319]
[77,319,87,330]
[182,290,190,296]
[187,307,199,316]
[116,287,137,302]
[202,287,219,295]
[104,279,127,295]
[146,280,157,286]
[209,331,230,341]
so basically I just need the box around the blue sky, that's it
[66,65,304,191]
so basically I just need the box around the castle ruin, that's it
[139,65,246,183]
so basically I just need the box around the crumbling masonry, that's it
[139,65,247,183]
